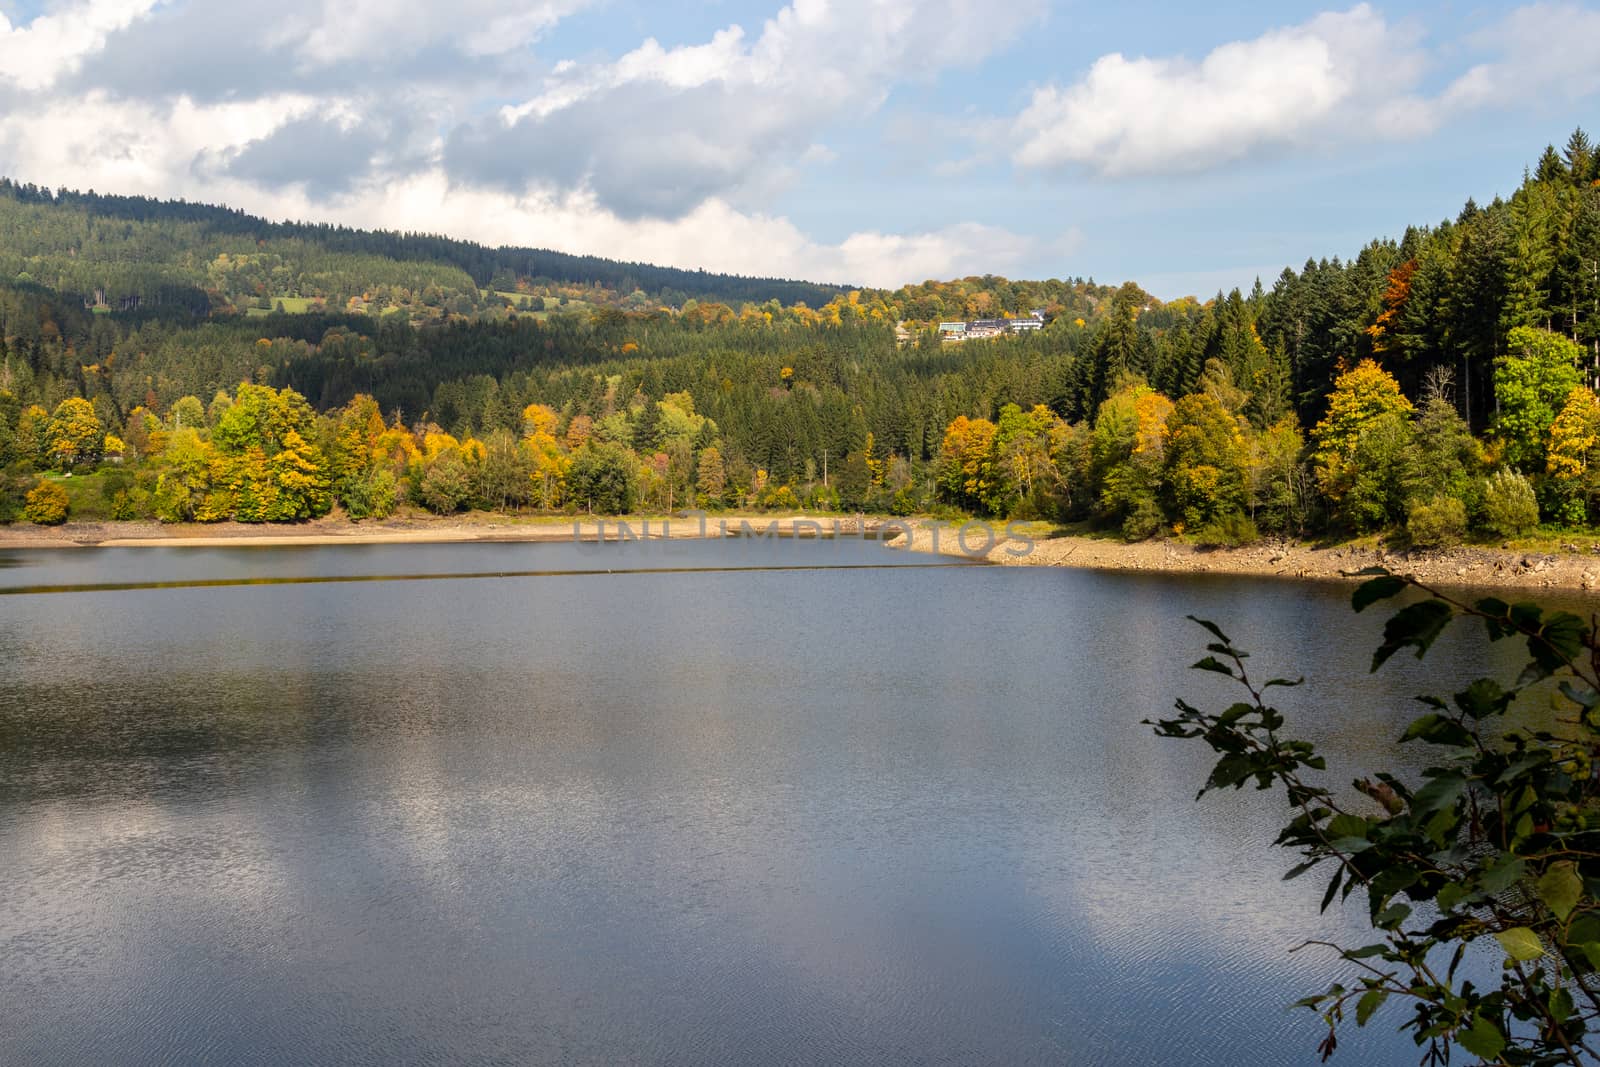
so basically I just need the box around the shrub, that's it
[1191,512,1259,547]
[109,487,152,520]
[1406,494,1467,548]
[1120,497,1163,541]
[23,480,69,525]
[759,484,801,511]
[890,486,918,516]
[343,468,398,521]
[1481,469,1539,538]
[419,451,472,514]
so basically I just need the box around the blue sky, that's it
[0,0,1593,296]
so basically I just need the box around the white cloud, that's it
[0,0,155,90]
[1011,4,1430,176]
[457,0,1046,218]
[286,0,588,66]
[1440,2,1600,111]
[0,90,1048,287]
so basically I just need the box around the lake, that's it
[0,537,1534,1064]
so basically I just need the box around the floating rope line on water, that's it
[0,561,986,596]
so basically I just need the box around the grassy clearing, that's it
[46,471,115,521]
[244,296,319,316]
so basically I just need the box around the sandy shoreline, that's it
[6,513,1600,594]
[0,514,891,550]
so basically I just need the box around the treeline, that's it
[0,132,1598,540]
[0,179,849,312]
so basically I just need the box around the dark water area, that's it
[0,538,1578,1064]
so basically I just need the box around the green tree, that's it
[1162,392,1247,529]
[418,448,472,514]
[1090,377,1171,537]
[567,442,636,514]
[477,430,534,511]
[1246,418,1310,535]
[151,427,213,522]
[1482,469,1541,537]
[1311,360,1414,527]
[1338,412,1414,531]
[1496,327,1584,470]
[1401,397,1484,515]
[168,395,205,430]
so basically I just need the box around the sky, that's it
[0,0,1594,297]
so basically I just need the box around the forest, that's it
[2,130,1598,544]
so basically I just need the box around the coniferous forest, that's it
[3,131,1600,542]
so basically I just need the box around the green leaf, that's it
[1579,942,1600,971]
[1532,611,1588,676]
[1329,836,1373,854]
[1191,656,1235,677]
[1437,882,1468,912]
[1352,575,1407,613]
[1456,1014,1506,1061]
[1327,813,1368,839]
[1537,861,1583,922]
[1493,926,1545,962]
[1187,616,1232,646]
[1372,600,1454,672]
[1342,943,1387,959]
[1409,774,1466,816]
[1454,679,1511,720]
[1283,858,1320,881]
[1475,596,1509,617]
[1355,988,1389,1027]
[1375,902,1411,930]
[1400,714,1473,747]
[1205,753,1254,791]
[1479,858,1527,896]
[1568,914,1600,945]
[1321,868,1342,913]
[1217,702,1256,725]
[1550,985,1576,1024]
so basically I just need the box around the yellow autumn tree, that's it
[1311,360,1415,504]
[1546,386,1600,525]
[521,403,559,438]
[938,415,999,513]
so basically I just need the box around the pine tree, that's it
[1504,184,1558,333]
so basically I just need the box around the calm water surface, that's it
[0,538,1563,1064]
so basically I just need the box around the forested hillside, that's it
[2,132,1598,540]
[0,179,851,314]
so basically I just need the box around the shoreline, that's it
[0,513,893,550]
[890,522,1600,593]
[5,513,1600,593]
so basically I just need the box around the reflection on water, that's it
[0,540,1550,1065]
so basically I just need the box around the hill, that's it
[0,178,852,315]
[0,130,1596,545]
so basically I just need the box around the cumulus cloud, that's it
[446,0,1046,219]
[18,0,1592,288]
[1440,3,1600,111]
[1011,4,1431,176]
[0,0,1055,285]
[0,0,156,91]
[0,85,1054,286]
